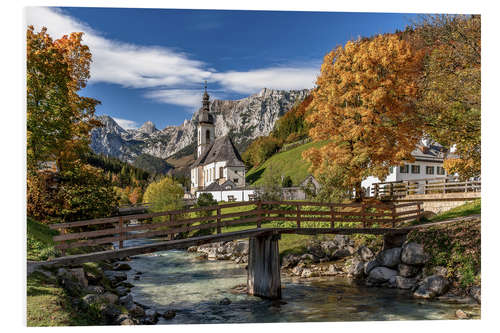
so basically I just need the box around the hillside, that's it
[246,140,328,186]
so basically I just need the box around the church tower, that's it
[197,81,215,157]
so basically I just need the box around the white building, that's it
[361,144,450,197]
[190,83,247,194]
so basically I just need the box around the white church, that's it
[190,84,251,200]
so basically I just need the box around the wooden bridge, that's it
[46,200,423,299]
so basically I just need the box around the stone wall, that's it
[395,192,480,215]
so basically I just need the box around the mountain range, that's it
[90,88,310,164]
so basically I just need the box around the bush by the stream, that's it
[407,219,481,290]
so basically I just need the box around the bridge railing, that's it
[49,200,423,255]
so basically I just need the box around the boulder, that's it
[113,262,132,271]
[85,285,105,295]
[401,242,428,265]
[128,304,145,318]
[307,241,326,258]
[456,309,468,319]
[413,275,449,299]
[433,266,448,277]
[100,292,119,304]
[119,294,133,306]
[59,277,83,297]
[364,260,379,275]
[58,268,88,288]
[103,271,127,286]
[115,286,130,297]
[470,286,481,304]
[348,259,365,278]
[334,235,351,248]
[162,310,176,320]
[330,248,351,260]
[395,276,417,290]
[383,233,407,250]
[292,266,303,276]
[120,318,135,325]
[219,297,232,305]
[320,241,339,258]
[327,264,341,275]
[281,254,300,268]
[358,246,374,261]
[100,303,121,323]
[82,294,100,306]
[143,309,159,324]
[187,246,198,252]
[368,267,398,284]
[376,247,402,268]
[398,264,420,278]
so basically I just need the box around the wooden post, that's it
[374,183,379,199]
[257,201,262,228]
[216,207,221,234]
[296,205,301,228]
[119,216,124,249]
[60,228,66,256]
[330,205,335,229]
[361,202,366,228]
[405,181,410,196]
[391,204,396,228]
[168,213,173,240]
[416,202,422,222]
[390,183,394,198]
[247,232,281,299]
[443,178,448,194]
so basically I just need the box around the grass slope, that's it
[246,140,328,185]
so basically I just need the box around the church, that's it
[190,83,246,194]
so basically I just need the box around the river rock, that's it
[348,258,365,278]
[364,260,379,275]
[395,276,417,290]
[119,294,133,306]
[128,304,145,318]
[85,285,105,295]
[187,246,198,252]
[103,271,127,285]
[401,242,428,265]
[358,246,374,261]
[82,294,99,306]
[113,262,132,271]
[163,310,176,320]
[376,247,402,268]
[101,303,121,323]
[331,248,351,260]
[456,309,468,319]
[470,286,481,304]
[292,265,303,276]
[101,292,119,304]
[368,267,398,284]
[413,275,449,299]
[59,277,83,297]
[58,268,88,288]
[398,264,420,278]
[433,266,448,277]
[320,241,339,258]
[115,285,130,297]
[282,254,300,268]
[143,309,159,324]
[219,297,232,305]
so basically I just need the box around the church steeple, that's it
[199,80,213,124]
[197,81,215,158]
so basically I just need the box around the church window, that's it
[206,129,210,144]
[219,167,223,178]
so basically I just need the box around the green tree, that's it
[193,193,218,236]
[143,176,185,216]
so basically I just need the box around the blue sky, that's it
[26,7,418,129]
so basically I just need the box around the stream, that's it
[120,238,480,324]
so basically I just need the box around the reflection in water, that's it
[121,238,480,324]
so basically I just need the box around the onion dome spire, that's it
[199,80,214,124]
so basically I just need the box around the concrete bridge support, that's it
[247,232,281,299]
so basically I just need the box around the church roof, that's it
[191,135,245,168]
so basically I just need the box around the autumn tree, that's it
[27,26,100,173]
[412,15,481,179]
[304,34,425,200]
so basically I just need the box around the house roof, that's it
[410,144,458,162]
[191,135,245,168]
[202,180,237,191]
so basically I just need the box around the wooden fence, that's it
[49,200,423,255]
[372,177,481,199]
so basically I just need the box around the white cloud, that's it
[25,7,318,108]
[213,67,318,94]
[26,7,212,89]
[112,117,139,130]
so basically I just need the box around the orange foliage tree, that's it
[304,34,425,200]
[27,26,101,173]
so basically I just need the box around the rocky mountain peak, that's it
[138,121,157,134]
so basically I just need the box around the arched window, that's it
[206,129,210,143]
